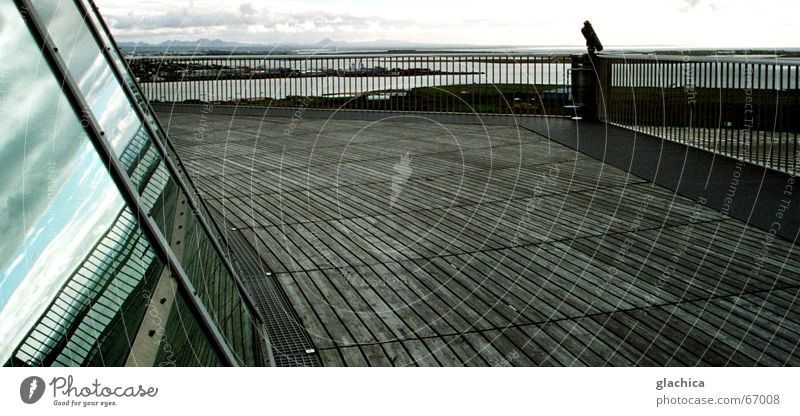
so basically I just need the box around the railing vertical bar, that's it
[222,57,228,102]
[644,61,658,134]
[664,60,670,141]
[719,59,724,152]
[748,62,754,164]
[765,61,769,167]
[229,57,234,103]
[776,63,782,170]
[212,57,217,103]
[176,58,181,102]
[676,59,681,144]
[678,59,682,144]
[451,56,456,113]
[681,62,698,146]
[753,64,767,164]
[629,59,634,130]
[641,59,646,135]
[154,59,159,102]
[658,59,663,139]
[690,62,703,147]
[734,61,739,159]
[480,56,484,115]
[727,60,733,156]
[656,59,661,137]
[791,65,800,173]
[699,60,706,150]
[756,63,761,165]
[396,56,400,111]
[708,60,714,151]
[271,56,277,105]
[197,57,203,102]
[730,60,735,156]
[614,58,619,126]
[202,58,208,102]
[700,61,705,150]
[401,55,405,112]
[378,56,383,112]
[260,56,265,105]
[628,58,632,129]
[402,56,406,112]
[709,60,714,152]
[785,65,790,172]
[344,56,349,110]
[622,58,627,128]
[687,58,692,146]
[767,62,772,168]
[195,58,205,102]
[744,60,750,162]
[393,55,397,112]
[672,60,677,142]
[217,58,222,102]
[642,59,648,135]
[634,59,638,131]
[181,58,185,102]
[526,57,530,116]
[190,57,195,101]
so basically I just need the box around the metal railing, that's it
[598,54,800,173]
[130,53,572,116]
[130,52,800,173]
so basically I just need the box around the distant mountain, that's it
[117,37,490,55]
[119,38,263,52]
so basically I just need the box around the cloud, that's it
[673,0,718,12]
[239,2,257,16]
[110,7,262,30]
[103,2,418,44]
[92,0,798,47]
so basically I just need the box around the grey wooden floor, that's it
[160,111,800,366]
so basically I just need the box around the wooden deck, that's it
[160,110,800,366]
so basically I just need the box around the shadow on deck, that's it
[156,105,800,366]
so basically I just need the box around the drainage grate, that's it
[209,208,322,367]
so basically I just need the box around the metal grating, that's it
[209,208,322,367]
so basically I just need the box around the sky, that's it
[94,0,798,48]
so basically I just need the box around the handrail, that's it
[129,52,799,173]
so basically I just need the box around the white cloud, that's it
[94,0,799,47]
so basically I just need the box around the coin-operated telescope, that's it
[581,20,603,55]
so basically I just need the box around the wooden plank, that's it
[164,112,800,367]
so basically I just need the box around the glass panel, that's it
[77,0,223,244]
[0,2,224,367]
[180,212,262,366]
[156,294,225,367]
[29,0,140,155]
[29,0,264,365]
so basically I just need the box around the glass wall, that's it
[0,0,264,366]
